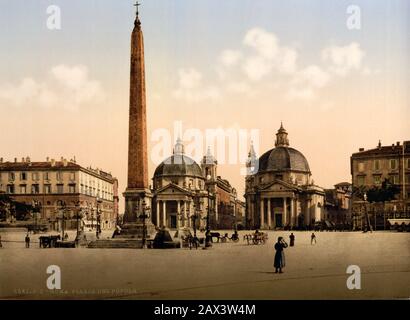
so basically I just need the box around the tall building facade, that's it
[245,124,325,230]
[350,140,410,229]
[0,157,118,230]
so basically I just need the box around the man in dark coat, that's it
[311,233,316,245]
[289,233,295,247]
[274,237,288,273]
[25,234,30,248]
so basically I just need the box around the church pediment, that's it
[259,180,300,192]
[155,183,192,196]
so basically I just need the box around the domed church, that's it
[245,124,325,230]
[151,138,244,230]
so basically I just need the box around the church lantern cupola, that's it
[275,122,290,147]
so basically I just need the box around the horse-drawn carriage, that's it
[207,231,240,243]
[244,231,268,245]
[39,235,61,248]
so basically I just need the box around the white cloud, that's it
[219,50,242,67]
[173,68,220,102]
[173,28,373,103]
[293,65,330,88]
[0,64,104,111]
[243,28,279,59]
[242,55,270,81]
[321,42,365,76]
[241,28,298,81]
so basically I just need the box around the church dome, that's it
[258,147,310,173]
[154,139,203,178]
[257,123,311,173]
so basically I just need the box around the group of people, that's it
[273,232,317,273]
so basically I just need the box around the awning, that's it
[388,219,410,226]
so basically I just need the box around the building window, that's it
[31,184,40,194]
[8,172,15,181]
[389,174,399,185]
[405,174,410,184]
[69,172,75,181]
[57,184,64,194]
[44,185,52,194]
[358,162,365,172]
[357,176,365,186]
[374,160,381,171]
[7,185,15,194]
[373,175,382,185]
[20,185,27,194]
[390,159,398,170]
[407,158,410,170]
[69,184,76,194]
[44,172,50,180]
[32,172,39,181]
[20,172,27,181]
[56,172,63,181]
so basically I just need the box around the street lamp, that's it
[57,200,66,240]
[140,196,150,249]
[363,193,372,233]
[32,200,42,232]
[96,196,102,239]
[204,175,213,249]
[74,201,83,241]
[191,204,198,238]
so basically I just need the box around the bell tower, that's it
[201,147,217,181]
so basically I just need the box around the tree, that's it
[366,179,400,229]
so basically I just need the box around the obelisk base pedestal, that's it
[114,222,156,239]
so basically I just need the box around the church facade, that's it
[151,139,244,230]
[245,124,325,230]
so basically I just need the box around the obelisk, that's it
[120,3,155,237]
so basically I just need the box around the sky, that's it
[0,0,409,212]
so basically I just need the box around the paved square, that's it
[0,231,409,299]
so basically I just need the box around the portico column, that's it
[267,198,271,229]
[156,201,160,227]
[184,201,187,227]
[177,200,181,229]
[283,197,287,226]
[162,200,166,228]
[306,200,311,226]
[260,199,264,229]
[290,198,295,227]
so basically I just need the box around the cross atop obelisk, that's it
[134,1,141,26]
[134,1,141,16]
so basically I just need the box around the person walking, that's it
[274,237,288,273]
[289,233,295,247]
[25,233,30,248]
[311,232,316,245]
